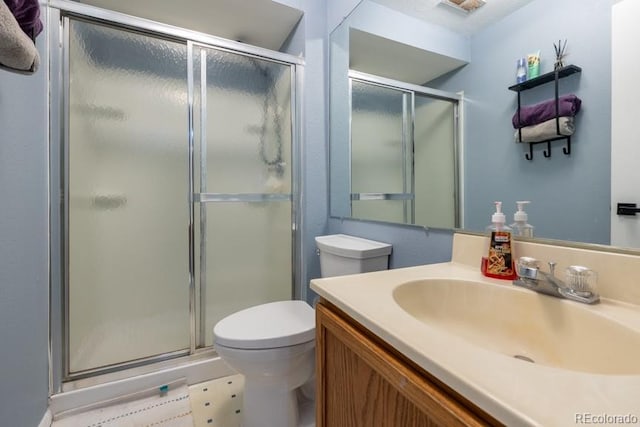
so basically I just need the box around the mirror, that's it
[329,0,637,249]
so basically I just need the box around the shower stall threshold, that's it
[50,350,234,417]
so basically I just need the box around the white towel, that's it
[514,116,574,143]
[0,0,39,74]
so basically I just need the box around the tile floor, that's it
[189,375,244,427]
[191,375,315,427]
[51,373,314,427]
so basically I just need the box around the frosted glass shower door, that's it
[350,80,412,223]
[414,94,457,229]
[67,20,190,373]
[192,45,294,347]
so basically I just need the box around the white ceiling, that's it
[370,0,536,35]
[350,29,467,84]
[74,0,303,51]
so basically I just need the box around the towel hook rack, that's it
[523,136,571,160]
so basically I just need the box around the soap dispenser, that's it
[481,201,516,280]
[511,201,534,238]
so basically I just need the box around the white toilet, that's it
[213,234,392,427]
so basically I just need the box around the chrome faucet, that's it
[513,257,599,304]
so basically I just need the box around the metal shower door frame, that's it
[48,0,303,390]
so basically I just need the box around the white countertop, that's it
[311,261,640,427]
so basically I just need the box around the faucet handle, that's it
[565,265,597,297]
[516,257,539,279]
[548,261,557,277]
[517,257,539,268]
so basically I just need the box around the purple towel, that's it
[3,0,42,39]
[512,94,582,129]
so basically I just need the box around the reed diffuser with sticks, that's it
[554,39,567,70]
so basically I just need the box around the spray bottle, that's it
[510,201,534,238]
[481,201,516,280]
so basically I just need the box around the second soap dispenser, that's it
[510,201,534,238]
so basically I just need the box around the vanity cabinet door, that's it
[316,301,500,427]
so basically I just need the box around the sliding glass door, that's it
[191,44,294,347]
[67,20,191,373]
[350,80,412,223]
[349,75,459,228]
[414,93,457,229]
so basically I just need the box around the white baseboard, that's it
[38,408,52,427]
[49,356,233,419]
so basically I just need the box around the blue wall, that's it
[0,24,50,427]
[296,0,331,302]
[432,0,611,244]
[280,0,364,303]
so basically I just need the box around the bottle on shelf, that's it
[516,57,527,83]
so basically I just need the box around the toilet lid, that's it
[213,300,315,349]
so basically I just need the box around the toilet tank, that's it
[315,234,392,278]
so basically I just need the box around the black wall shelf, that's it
[508,65,582,92]
[510,64,581,160]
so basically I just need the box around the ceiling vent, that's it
[439,0,486,14]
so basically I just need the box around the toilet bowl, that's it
[214,300,315,427]
[213,234,392,427]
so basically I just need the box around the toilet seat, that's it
[214,300,315,350]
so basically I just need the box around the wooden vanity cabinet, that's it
[315,299,502,427]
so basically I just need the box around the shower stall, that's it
[49,3,302,388]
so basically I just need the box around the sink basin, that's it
[393,279,640,375]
